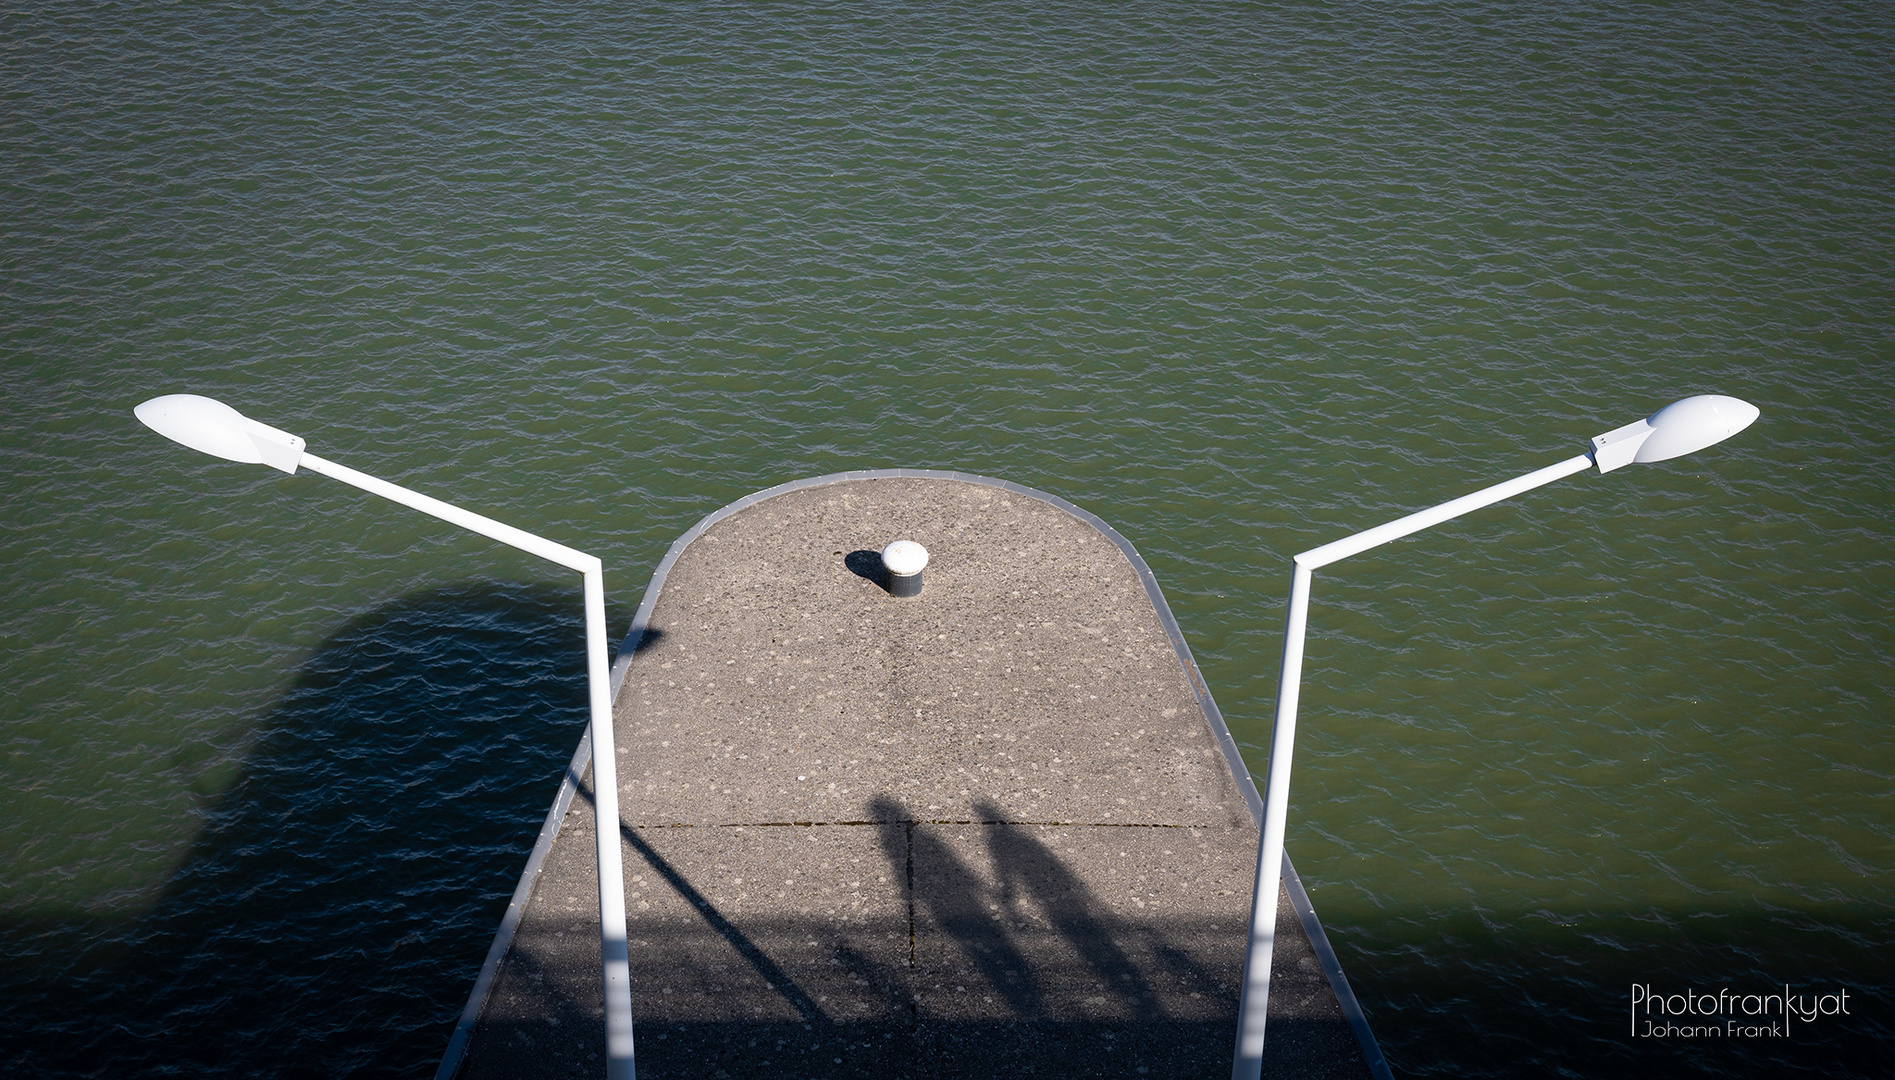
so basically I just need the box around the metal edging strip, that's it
[435,474,857,1078]
[438,468,1388,1080]
[1281,851,1394,1080]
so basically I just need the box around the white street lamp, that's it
[134,393,637,1080]
[1231,395,1760,1080]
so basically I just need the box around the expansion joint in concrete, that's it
[903,820,916,972]
[446,471,1387,1080]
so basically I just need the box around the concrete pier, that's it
[444,471,1386,1080]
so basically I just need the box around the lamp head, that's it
[134,394,306,474]
[1590,394,1759,473]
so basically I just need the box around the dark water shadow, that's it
[0,579,631,1079]
[1345,908,1895,1080]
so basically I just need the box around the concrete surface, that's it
[454,475,1376,1079]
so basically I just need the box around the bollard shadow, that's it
[843,549,886,589]
[0,579,628,1080]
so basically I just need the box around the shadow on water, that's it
[0,579,631,1079]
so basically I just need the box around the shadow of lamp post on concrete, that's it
[133,393,637,1080]
[1233,394,1762,1080]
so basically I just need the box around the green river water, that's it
[3,3,1891,1076]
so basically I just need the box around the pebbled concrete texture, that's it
[458,476,1371,1079]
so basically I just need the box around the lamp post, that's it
[134,393,637,1080]
[1231,395,1761,1080]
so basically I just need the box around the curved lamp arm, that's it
[136,394,637,1080]
[1231,395,1758,1080]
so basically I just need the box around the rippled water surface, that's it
[4,2,1892,1077]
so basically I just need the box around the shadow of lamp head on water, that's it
[1234,394,1760,1080]
[135,393,638,1080]
[0,579,599,1078]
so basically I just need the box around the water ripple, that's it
[3,1,1892,1076]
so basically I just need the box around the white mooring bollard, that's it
[881,540,928,598]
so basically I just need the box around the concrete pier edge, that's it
[436,469,1391,1080]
